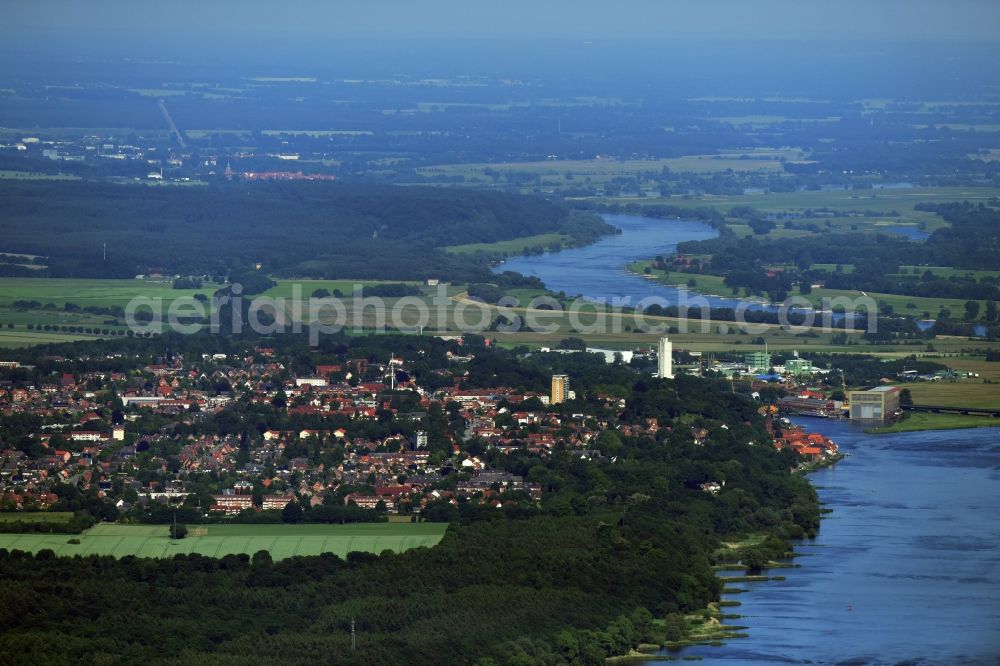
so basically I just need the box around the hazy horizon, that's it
[2,0,999,46]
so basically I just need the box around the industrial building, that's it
[848,386,901,421]
[785,358,813,377]
[745,351,772,373]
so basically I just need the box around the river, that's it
[495,213,745,309]
[666,420,1000,665]
[496,215,1000,664]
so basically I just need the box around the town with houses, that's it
[0,337,850,519]
[2,130,341,185]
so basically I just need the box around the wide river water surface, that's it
[496,213,734,308]
[666,419,1000,665]
[496,215,1000,664]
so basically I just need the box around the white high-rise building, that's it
[657,336,674,379]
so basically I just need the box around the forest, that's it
[0,333,819,665]
[0,180,610,282]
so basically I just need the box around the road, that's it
[158,99,186,148]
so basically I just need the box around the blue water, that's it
[494,214,769,311]
[884,225,930,241]
[503,221,1000,663]
[662,420,1000,665]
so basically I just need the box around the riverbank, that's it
[621,440,842,661]
[651,420,1000,664]
[795,451,845,472]
[617,521,816,660]
[866,411,1000,434]
[607,602,751,663]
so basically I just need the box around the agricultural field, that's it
[868,411,1000,434]
[0,277,217,310]
[261,129,374,137]
[184,129,254,139]
[0,522,447,560]
[128,88,187,97]
[901,355,1000,409]
[263,279,368,299]
[418,152,792,184]
[709,115,841,127]
[0,277,220,347]
[0,170,81,181]
[627,261,730,296]
[895,265,1000,280]
[628,260,986,319]
[591,186,1000,231]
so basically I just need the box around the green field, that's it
[628,260,731,295]
[902,356,1000,409]
[812,264,1000,281]
[261,129,374,137]
[129,88,186,98]
[0,277,220,347]
[868,412,1000,434]
[444,232,570,254]
[0,277,216,309]
[0,273,996,355]
[586,186,1000,231]
[627,259,983,319]
[0,522,447,560]
[418,153,790,183]
[185,128,254,139]
[0,170,81,181]
[261,279,399,299]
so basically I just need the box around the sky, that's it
[2,0,999,43]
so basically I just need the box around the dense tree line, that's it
[0,180,608,282]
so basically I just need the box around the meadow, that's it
[899,355,1000,409]
[0,277,216,310]
[443,232,570,254]
[868,411,1000,434]
[0,278,384,347]
[417,153,791,183]
[627,259,985,319]
[0,522,447,560]
[0,170,81,181]
[590,186,1000,231]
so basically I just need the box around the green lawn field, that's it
[261,279,393,299]
[585,186,1000,232]
[0,522,447,560]
[418,153,789,183]
[901,356,1000,409]
[627,260,987,321]
[868,411,1000,434]
[443,232,570,254]
[0,277,220,347]
[0,170,81,181]
[0,277,217,309]
[0,329,109,348]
